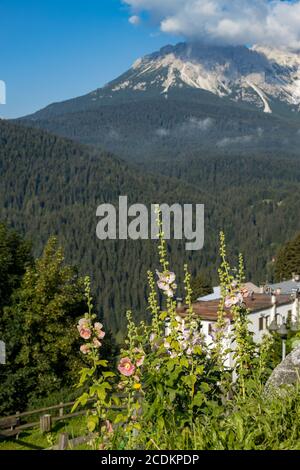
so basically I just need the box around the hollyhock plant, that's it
[209,318,231,342]
[118,357,136,377]
[73,278,116,450]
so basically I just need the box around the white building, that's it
[178,293,299,346]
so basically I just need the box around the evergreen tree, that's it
[274,233,300,281]
[0,222,32,313]
[190,273,213,302]
[0,237,87,413]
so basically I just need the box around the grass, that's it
[0,416,87,450]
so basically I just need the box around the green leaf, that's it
[182,375,197,388]
[71,392,89,412]
[180,357,189,368]
[192,392,204,407]
[96,360,108,367]
[102,371,116,378]
[112,395,121,406]
[114,413,127,424]
[87,415,99,433]
[200,382,211,393]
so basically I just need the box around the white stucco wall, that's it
[201,301,298,351]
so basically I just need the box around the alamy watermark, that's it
[0,80,6,105]
[96,197,204,251]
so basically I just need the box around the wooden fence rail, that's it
[0,398,96,421]
[0,398,96,438]
[0,395,128,439]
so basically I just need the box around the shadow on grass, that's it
[0,435,45,450]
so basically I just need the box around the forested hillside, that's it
[1,120,300,337]
[21,89,300,163]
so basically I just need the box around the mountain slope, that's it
[0,120,218,336]
[24,42,300,116]
[2,120,300,338]
[20,42,300,163]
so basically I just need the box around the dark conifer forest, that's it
[1,119,300,337]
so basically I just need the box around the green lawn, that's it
[0,416,87,450]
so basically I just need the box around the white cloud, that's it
[155,128,170,137]
[155,117,213,137]
[123,1,300,49]
[217,135,253,147]
[179,117,214,132]
[186,117,214,131]
[129,15,141,25]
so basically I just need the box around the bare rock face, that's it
[265,347,300,395]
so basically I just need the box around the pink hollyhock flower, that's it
[94,322,103,330]
[78,318,90,329]
[157,279,170,291]
[156,270,177,296]
[80,344,90,355]
[118,357,136,377]
[133,348,145,367]
[77,318,92,339]
[98,330,106,340]
[240,287,250,299]
[79,327,92,340]
[156,270,176,284]
[225,293,243,309]
[93,338,101,348]
[94,322,105,339]
[165,287,175,298]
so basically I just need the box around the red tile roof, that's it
[177,294,293,322]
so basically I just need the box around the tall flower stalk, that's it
[217,233,256,399]
[72,277,116,449]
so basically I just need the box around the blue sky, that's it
[1,1,298,118]
[0,0,178,118]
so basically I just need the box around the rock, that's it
[265,346,300,395]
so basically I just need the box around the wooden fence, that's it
[0,394,134,449]
[0,398,97,438]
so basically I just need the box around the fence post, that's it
[59,402,64,418]
[15,411,20,428]
[40,414,52,433]
[15,411,20,440]
[58,432,69,450]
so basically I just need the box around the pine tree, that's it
[274,233,300,281]
[0,222,32,312]
[0,237,87,412]
[190,273,213,302]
